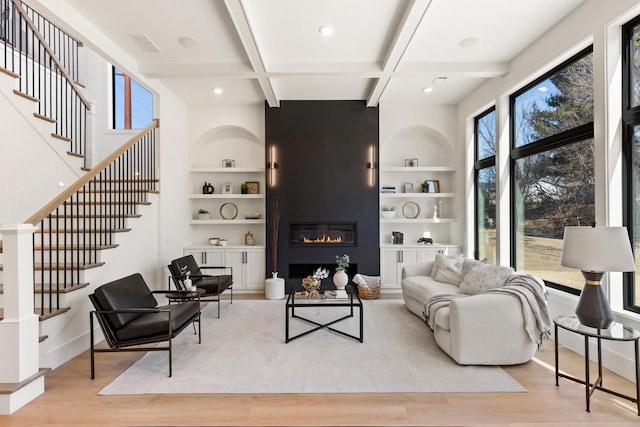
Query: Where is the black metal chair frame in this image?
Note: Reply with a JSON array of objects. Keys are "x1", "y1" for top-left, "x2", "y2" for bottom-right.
[
  {"x1": 167, "y1": 262, "x2": 233, "y2": 318},
  {"x1": 89, "y1": 289, "x2": 201, "y2": 379}
]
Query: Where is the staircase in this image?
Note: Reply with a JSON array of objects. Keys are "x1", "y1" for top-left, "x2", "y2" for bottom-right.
[{"x1": 0, "y1": 0, "x2": 160, "y2": 414}]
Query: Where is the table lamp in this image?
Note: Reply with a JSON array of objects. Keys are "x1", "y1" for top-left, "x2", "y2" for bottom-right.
[{"x1": 560, "y1": 226, "x2": 635, "y2": 329}]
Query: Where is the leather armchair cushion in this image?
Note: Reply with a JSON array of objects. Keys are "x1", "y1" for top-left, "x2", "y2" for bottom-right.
[
  {"x1": 193, "y1": 275, "x2": 233, "y2": 294},
  {"x1": 94, "y1": 273, "x2": 158, "y2": 330},
  {"x1": 115, "y1": 301, "x2": 200, "y2": 342}
]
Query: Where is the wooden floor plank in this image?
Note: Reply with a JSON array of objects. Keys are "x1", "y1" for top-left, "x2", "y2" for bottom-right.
[{"x1": 0, "y1": 314, "x2": 638, "y2": 425}]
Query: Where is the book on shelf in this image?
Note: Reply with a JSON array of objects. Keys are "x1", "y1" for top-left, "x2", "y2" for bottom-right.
[{"x1": 381, "y1": 186, "x2": 396, "y2": 193}]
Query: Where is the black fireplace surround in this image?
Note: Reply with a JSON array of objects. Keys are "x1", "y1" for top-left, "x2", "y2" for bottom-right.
[{"x1": 265, "y1": 100, "x2": 380, "y2": 292}]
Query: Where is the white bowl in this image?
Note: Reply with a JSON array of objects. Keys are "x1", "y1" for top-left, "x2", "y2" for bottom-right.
[{"x1": 381, "y1": 210, "x2": 395, "y2": 219}]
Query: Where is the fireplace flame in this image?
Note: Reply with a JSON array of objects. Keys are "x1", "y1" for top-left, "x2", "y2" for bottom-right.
[{"x1": 303, "y1": 235, "x2": 343, "y2": 244}]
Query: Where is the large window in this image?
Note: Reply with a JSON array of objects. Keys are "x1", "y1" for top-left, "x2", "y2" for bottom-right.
[
  {"x1": 622, "y1": 17, "x2": 640, "y2": 313},
  {"x1": 474, "y1": 107, "x2": 496, "y2": 264},
  {"x1": 112, "y1": 66, "x2": 153, "y2": 129},
  {"x1": 510, "y1": 47, "x2": 594, "y2": 293}
]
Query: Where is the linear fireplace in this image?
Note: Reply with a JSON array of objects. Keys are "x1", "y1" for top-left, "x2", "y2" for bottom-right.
[{"x1": 289, "y1": 222, "x2": 357, "y2": 246}]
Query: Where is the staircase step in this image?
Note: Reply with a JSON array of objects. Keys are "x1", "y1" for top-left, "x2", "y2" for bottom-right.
[
  {"x1": 0, "y1": 66, "x2": 20, "y2": 79},
  {"x1": 33, "y1": 113, "x2": 56, "y2": 123},
  {"x1": 36, "y1": 228, "x2": 131, "y2": 233},
  {"x1": 0, "y1": 262, "x2": 104, "y2": 271},
  {"x1": 0, "y1": 283, "x2": 90, "y2": 294},
  {"x1": 64, "y1": 200, "x2": 150, "y2": 205},
  {"x1": 51, "y1": 133, "x2": 72, "y2": 142},
  {"x1": 0, "y1": 368, "x2": 49, "y2": 395},
  {"x1": 48, "y1": 213, "x2": 141, "y2": 219},
  {"x1": 66, "y1": 151, "x2": 84, "y2": 159},
  {"x1": 39, "y1": 335, "x2": 49, "y2": 343},
  {"x1": 39, "y1": 307, "x2": 71, "y2": 321},
  {"x1": 12, "y1": 89, "x2": 39, "y2": 103},
  {"x1": 34, "y1": 243, "x2": 119, "y2": 250}
]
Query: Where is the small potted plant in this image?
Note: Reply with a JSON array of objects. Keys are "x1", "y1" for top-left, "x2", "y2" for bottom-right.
[
  {"x1": 381, "y1": 205, "x2": 396, "y2": 219},
  {"x1": 240, "y1": 183, "x2": 249, "y2": 194},
  {"x1": 333, "y1": 254, "x2": 350, "y2": 290},
  {"x1": 197, "y1": 209, "x2": 210, "y2": 220}
]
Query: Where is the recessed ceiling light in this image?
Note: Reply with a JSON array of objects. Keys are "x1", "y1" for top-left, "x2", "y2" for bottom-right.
[
  {"x1": 178, "y1": 36, "x2": 200, "y2": 49},
  {"x1": 212, "y1": 87, "x2": 224, "y2": 95},
  {"x1": 459, "y1": 37, "x2": 480, "y2": 48},
  {"x1": 319, "y1": 25, "x2": 335, "y2": 36},
  {"x1": 422, "y1": 86, "x2": 433, "y2": 93},
  {"x1": 538, "y1": 86, "x2": 549, "y2": 92}
]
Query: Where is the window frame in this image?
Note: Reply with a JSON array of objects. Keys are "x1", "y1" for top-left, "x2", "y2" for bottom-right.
[
  {"x1": 474, "y1": 107, "x2": 497, "y2": 262},
  {"x1": 509, "y1": 46, "x2": 594, "y2": 296},
  {"x1": 621, "y1": 15, "x2": 640, "y2": 314}
]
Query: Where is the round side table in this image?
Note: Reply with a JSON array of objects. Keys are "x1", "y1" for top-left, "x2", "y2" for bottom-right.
[{"x1": 265, "y1": 277, "x2": 285, "y2": 300}]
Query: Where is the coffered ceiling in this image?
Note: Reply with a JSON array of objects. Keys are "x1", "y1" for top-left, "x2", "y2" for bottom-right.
[{"x1": 54, "y1": 0, "x2": 584, "y2": 107}]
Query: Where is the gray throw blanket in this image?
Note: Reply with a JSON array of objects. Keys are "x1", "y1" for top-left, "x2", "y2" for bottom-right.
[{"x1": 422, "y1": 273, "x2": 551, "y2": 347}]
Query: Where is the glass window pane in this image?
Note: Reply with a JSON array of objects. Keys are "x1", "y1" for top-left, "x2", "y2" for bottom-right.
[
  {"x1": 477, "y1": 166, "x2": 496, "y2": 264},
  {"x1": 513, "y1": 138, "x2": 594, "y2": 289},
  {"x1": 513, "y1": 53, "x2": 593, "y2": 147},
  {"x1": 476, "y1": 109, "x2": 496, "y2": 160},
  {"x1": 631, "y1": 24, "x2": 640, "y2": 108},
  {"x1": 112, "y1": 67, "x2": 153, "y2": 130},
  {"x1": 632, "y1": 125, "x2": 640, "y2": 306}
]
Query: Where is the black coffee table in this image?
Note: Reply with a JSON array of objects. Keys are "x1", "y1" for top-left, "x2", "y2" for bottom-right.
[{"x1": 285, "y1": 285, "x2": 363, "y2": 343}]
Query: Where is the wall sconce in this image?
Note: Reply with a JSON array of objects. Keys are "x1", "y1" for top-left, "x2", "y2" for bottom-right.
[
  {"x1": 367, "y1": 145, "x2": 377, "y2": 187},
  {"x1": 267, "y1": 144, "x2": 279, "y2": 187}
]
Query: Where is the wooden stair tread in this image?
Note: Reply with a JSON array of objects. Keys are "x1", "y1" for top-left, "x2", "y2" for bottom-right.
[
  {"x1": 0, "y1": 283, "x2": 90, "y2": 294},
  {"x1": 13, "y1": 90, "x2": 38, "y2": 103},
  {"x1": 66, "y1": 151, "x2": 84, "y2": 159},
  {"x1": 39, "y1": 307, "x2": 71, "y2": 321},
  {"x1": 78, "y1": 189, "x2": 155, "y2": 194},
  {"x1": 0, "y1": 262, "x2": 106, "y2": 271},
  {"x1": 0, "y1": 368, "x2": 49, "y2": 394},
  {"x1": 33, "y1": 243, "x2": 119, "y2": 250},
  {"x1": 93, "y1": 179, "x2": 159, "y2": 183},
  {"x1": 63, "y1": 200, "x2": 150, "y2": 205},
  {"x1": 51, "y1": 133, "x2": 72, "y2": 142},
  {"x1": 47, "y1": 214, "x2": 141, "y2": 219},
  {"x1": 0, "y1": 66, "x2": 20, "y2": 79},
  {"x1": 34, "y1": 113, "x2": 56, "y2": 123},
  {"x1": 39, "y1": 335, "x2": 49, "y2": 343},
  {"x1": 36, "y1": 228, "x2": 131, "y2": 233}
]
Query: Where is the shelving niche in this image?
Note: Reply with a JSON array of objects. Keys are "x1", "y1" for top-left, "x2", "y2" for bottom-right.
[
  {"x1": 186, "y1": 125, "x2": 265, "y2": 291},
  {"x1": 379, "y1": 125, "x2": 461, "y2": 288}
]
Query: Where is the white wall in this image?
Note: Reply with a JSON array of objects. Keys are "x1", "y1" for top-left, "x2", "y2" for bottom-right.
[
  {"x1": 0, "y1": 78, "x2": 82, "y2": 225},
  {"x1": 456, "y1": 0, "x2": 640, "y2": 380}
]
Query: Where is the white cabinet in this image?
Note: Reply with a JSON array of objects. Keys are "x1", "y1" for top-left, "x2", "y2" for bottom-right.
[
  {"x1": 380, "y1": 245, "x2": 461, "y2": 289},
  {"x1": 227, "y1": 248, "x2": 265, "y2": 290},
  {"x1": 184, "y1": 246, "x2": 265, "y2": 292}
]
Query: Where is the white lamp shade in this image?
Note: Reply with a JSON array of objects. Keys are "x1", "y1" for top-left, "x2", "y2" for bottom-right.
[{"x1": 560, "y1": 226, "x2": 636, "y2": 272}]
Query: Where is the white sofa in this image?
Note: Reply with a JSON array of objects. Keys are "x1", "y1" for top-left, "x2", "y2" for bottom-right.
[{"x1": 401, "y1": 258, "x2": 540, "y2": 365}]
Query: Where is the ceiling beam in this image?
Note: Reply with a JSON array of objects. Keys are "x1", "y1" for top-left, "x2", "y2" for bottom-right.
[
  {"x1": 367, "y1": 0, "x2": 434, "y2": 107},
  {"x1": 224, "y1": 0, "x2": 279, "y2": 107}
]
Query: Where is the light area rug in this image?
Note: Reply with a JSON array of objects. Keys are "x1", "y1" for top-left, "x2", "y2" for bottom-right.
[{"x1": 99, "y1": 299, "x2": 526, "y2": 395}]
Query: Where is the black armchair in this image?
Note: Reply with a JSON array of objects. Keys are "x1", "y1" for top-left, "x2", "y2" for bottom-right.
[
  {"x1": 89, "y1": 273, "x2": 201, "y2": 379},
  {"x1": 168, "y1": 255, "x2": 233, "y2": 318}
]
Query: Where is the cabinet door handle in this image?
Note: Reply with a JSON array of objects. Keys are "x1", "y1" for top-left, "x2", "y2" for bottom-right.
[
  {"x1": 400, "y1": 250, "x2": 404, "y2": 263},
  {"x1": 243, "y1": 251, "x2": 247, "y2": 264},
  {"x1": 202, "y1": 252, "x2": 207, "y2": 264}
]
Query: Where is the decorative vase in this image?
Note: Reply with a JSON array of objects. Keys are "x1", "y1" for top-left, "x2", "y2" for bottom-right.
[{"x1": 333, "y1": 270, "x2": 348, "y2": 290}]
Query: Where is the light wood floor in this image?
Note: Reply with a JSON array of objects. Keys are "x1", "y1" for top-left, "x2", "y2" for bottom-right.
[{"x1": 2, "y1": 307, "x2": 639, "y2": 426}]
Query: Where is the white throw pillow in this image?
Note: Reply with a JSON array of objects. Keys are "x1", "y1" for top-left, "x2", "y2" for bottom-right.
[
  {"x1": 459, "y1": 262, "x2": 514, "y2": 295},
  {"x1": 431, "y1": 253, "x2": 463, "y2": 279},
  {"x1": 433, "y1": 255, "x2": 464, "y2": 286}
]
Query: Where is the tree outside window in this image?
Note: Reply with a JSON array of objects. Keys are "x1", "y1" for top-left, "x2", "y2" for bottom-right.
[{"x1": 510, "y1": 48, "x2": 594, "y2": 293}]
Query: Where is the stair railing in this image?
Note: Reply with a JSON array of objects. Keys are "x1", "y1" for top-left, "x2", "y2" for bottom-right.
[
  {"x1": 25, "y1": 120, "x2": 159, "y2": 316},
  {"x1": 1, "y1": 0, "x2": 90, "y2": 165}
]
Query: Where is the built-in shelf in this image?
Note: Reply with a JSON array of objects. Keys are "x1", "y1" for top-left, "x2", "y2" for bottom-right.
[
  {"x1": 380, "y1": 192, "x2": 455, "y2": 198},
  {"x1": 380, "y1": 218, "x2": 455, "y2": 224},
  {"x1": 190, "y1": 167, "x2": 264, "y2": 173},
  {"x1": 189, "y1": 219, "x2": 265, "y2": 225},
  {"x1": 380, "y1": 166, "x2": 454, "y2": 173},
  {"x1": 189, "y1": 194, "x2": 264, "y2": 199}
]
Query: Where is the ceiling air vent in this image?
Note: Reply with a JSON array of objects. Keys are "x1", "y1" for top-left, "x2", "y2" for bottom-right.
[{"x1": 128, "y1": 33, "x2": 162, "y2": 53}]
